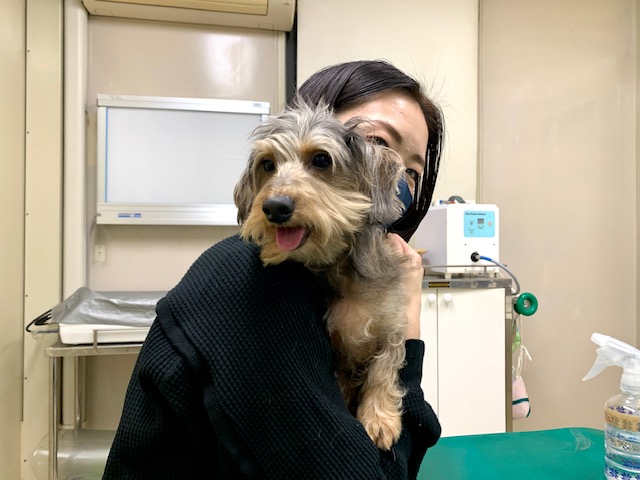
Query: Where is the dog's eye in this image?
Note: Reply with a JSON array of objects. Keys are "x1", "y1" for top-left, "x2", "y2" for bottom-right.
[
  {"x1": 261, "y1": 159, "x2": 275, "y2": 172},
  {"x1": 311, "y1": 152, "x2": 332, "y2": 170}
]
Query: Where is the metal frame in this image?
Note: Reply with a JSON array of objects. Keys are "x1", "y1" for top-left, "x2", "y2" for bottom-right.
[{"x1": 46, "y1": 342, "x2": 142, "y2": 480}]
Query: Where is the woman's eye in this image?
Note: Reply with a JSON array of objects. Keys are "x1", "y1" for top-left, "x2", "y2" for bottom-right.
[
  {"x1": 406, "y1": 168, "x2": 420, "y2": 182},
  {"x1": 311, "y1": 152, "x2": 332, "y2": 169},
  {"x1": 368, "y1": 136, "x2": 389, "y2": 147},
  {"x1": 261, "y1": 159, "x2": 275, "y2": 172}
]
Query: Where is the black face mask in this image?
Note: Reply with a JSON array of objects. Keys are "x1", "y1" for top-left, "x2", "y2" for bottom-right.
[
  {"x1": 396, "y1": 175, "x2": 413, "y2": 215},
  {"x1": 384, "y1": 176, "x2": 413, "y2": 230}
]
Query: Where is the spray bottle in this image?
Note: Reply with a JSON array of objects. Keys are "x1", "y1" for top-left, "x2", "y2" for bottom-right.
[{"x1": 583, "y1": 333, "x2": 640, "y2": 479}]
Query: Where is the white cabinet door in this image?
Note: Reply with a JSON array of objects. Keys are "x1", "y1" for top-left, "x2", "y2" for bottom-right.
[
  {"x1": 420, "y1": 288, "x2": 507, "y2": 437},
  {"x1": 421, "y1": 291, "x2": 439, "y2": 414}
]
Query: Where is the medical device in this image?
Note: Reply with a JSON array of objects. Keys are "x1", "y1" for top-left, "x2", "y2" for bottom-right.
[
  {"x1": 414, "y1": 203, "x2": 500, "y2": 274},
  {"x1": 95, "y1": 95, "x2": 269, "y2": 226}
]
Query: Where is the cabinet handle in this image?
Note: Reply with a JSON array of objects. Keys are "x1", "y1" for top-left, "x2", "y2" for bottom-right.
[
  {"x1": 443, "y1": 293, "x2": 454, "y2": 304},
  {"x1": 427, "y1": 293, "x2": 437, "y2": 304}
]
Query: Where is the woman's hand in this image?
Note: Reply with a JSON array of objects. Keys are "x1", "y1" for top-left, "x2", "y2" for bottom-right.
[{"x1": 386, "y1": 233, "x2": 424, "y2": 340}]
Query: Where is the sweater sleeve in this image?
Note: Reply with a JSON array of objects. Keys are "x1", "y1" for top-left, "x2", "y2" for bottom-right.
[{"x1": 103, "y1": 321, "x2": 220, "y2": 479}]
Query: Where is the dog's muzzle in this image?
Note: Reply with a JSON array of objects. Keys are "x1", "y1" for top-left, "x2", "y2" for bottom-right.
[{"x1": 262, "y1": 195, "x2": 294, "y2": 224}]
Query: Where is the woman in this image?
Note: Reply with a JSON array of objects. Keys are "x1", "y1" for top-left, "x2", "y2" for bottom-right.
[{"x1": 103, "y1": 60, "x2": 444, "y2": 479}]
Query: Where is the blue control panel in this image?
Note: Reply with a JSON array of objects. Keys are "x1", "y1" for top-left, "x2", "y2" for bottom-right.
[{"x1": 464, "y1": 210, "x2": 496, "y2": 238}]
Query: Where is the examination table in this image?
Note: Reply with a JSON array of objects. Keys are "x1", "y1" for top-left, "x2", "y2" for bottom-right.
[{"x1": 418, "y1": 427, "x2": 605, "y2": 479}]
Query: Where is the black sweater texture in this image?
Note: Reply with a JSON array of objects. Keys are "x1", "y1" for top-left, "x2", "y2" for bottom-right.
[{"x1": 103, "y1": 235, "x2": 441, "y2": 479}]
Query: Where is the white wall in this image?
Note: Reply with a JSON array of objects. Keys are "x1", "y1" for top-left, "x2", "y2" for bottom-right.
[
  {"x1": 1, "y1": 1, "x2": 26, "y2": 478},
  {"x1": 480, "y1": 0, "x2": 636, "y2": 430},
  {"x1": 297, "y1": 0, "x2": 480, "y2": 205},
  {"x1": 299, "y1": 0, "x2": 638, "y2": 432},
  {"x1": 21, "y1": 0, "x2": 65, "y2": 478}
]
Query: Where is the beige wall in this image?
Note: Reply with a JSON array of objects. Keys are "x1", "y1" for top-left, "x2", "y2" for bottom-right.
[
  {"x1": 3, "y1": 0, "x2": 639, "y2": 477},
  {"x1": 21, "y1": 1, "x2": 65, "y2": 478},
  {"x1": 13, "y1": 6, "x2": 286, "y2": 479},
  {"x1": 297, "y1": 0, "x2": 480, "y2": 205},
  {"x1": 637, "y1": 0, "x2": 640, "y2": 351},
  {"x1": 480, "y1": 0, "x2": 636, "y2": 430},
  {"x1": 300, "y1": 0, "x2": 638, "y2": 432},
  {"x1": 82, "y1": 17, "x2": 286, "y2": 431},
  {"x1": 86, "y1": 16, "x2": 284, "y2": 294},
  {"x1": 1, "y1": 1, "x2": 26, "y2": 478}
]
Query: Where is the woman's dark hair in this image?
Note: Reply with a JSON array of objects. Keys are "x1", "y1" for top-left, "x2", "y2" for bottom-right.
[{"x1": 294, "y1": 60, "x2": 444, "y2": 242}]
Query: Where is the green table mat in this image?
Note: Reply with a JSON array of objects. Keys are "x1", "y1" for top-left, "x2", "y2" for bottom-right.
[{"x1": 419, "y1": 427, "x2": 605, "y2": 479}]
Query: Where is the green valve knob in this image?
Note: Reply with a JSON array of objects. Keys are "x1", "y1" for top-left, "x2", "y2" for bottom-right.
[{"x1": 514, "y1": 292, "x2": 538, "y2": 316}]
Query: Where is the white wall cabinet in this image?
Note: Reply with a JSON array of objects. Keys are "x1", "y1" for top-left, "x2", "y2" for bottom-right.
[{"x1": 421, "y1": 284, "x2": 510, "y2": 437}]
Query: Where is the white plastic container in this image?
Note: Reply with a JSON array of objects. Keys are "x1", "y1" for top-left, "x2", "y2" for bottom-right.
[{"x1": 58, "y1": 323, "x2": 149, "y2": 345}]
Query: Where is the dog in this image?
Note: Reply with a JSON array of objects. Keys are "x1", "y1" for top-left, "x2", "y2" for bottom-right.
[{"x1": 233, "y1": 100, "x2": 413, "y2": 450}]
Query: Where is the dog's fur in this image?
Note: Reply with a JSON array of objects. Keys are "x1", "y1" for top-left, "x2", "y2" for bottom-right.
[{"x1": 234, "y1": 101, "x2": 411, "y2": 450}]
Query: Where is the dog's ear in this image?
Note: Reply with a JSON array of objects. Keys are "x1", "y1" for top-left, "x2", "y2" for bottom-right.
[
  {"x1": 365, "y1": 145, "x2": 405, "y2": 227},
  {"x1": 344, "y1": 131, "x2": 361, "y2": 155},
  {"x1": 233, "y1": 158, "x2": 254, "y2": 224},
  {"x1": 343, "y1": 127, "x2": 405, "y2": 227}
]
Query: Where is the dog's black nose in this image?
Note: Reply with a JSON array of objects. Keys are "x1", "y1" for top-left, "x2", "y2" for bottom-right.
[{"x1": 262, "y1": 196, "x2": 294, "y2": 223}]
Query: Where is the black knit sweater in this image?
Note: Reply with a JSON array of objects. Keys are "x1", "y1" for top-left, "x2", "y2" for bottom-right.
[{"x1": 103, "y1": 235, "x2": 441, "y2": 479}]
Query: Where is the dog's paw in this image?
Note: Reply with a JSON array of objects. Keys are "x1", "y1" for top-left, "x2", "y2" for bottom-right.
[{"x1": 359, "y1": 409, "x2": 402, "y2": 450}]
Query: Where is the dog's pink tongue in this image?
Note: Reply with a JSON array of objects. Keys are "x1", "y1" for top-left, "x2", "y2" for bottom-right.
[{"x1": 276, "y1": 227, "x2": 305, "y2": 251}]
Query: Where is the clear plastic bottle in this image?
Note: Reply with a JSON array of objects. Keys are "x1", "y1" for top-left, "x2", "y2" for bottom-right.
[
  {"x1": 603, "y1": 358, "x2": 640, "y2": 480},
  {"x1": 31, "y1": 429, "x2": 115, "y2": 480}
]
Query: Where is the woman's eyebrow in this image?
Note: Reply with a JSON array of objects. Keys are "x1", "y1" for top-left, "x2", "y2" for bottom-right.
[{"x1": 372, "y1": 120, "x2": 402, "y2": 144}]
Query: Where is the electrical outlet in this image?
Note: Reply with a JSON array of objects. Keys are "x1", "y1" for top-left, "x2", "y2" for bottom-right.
[{"x1": 94, "y1": 245, "x2": 106, "y2": 263}]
